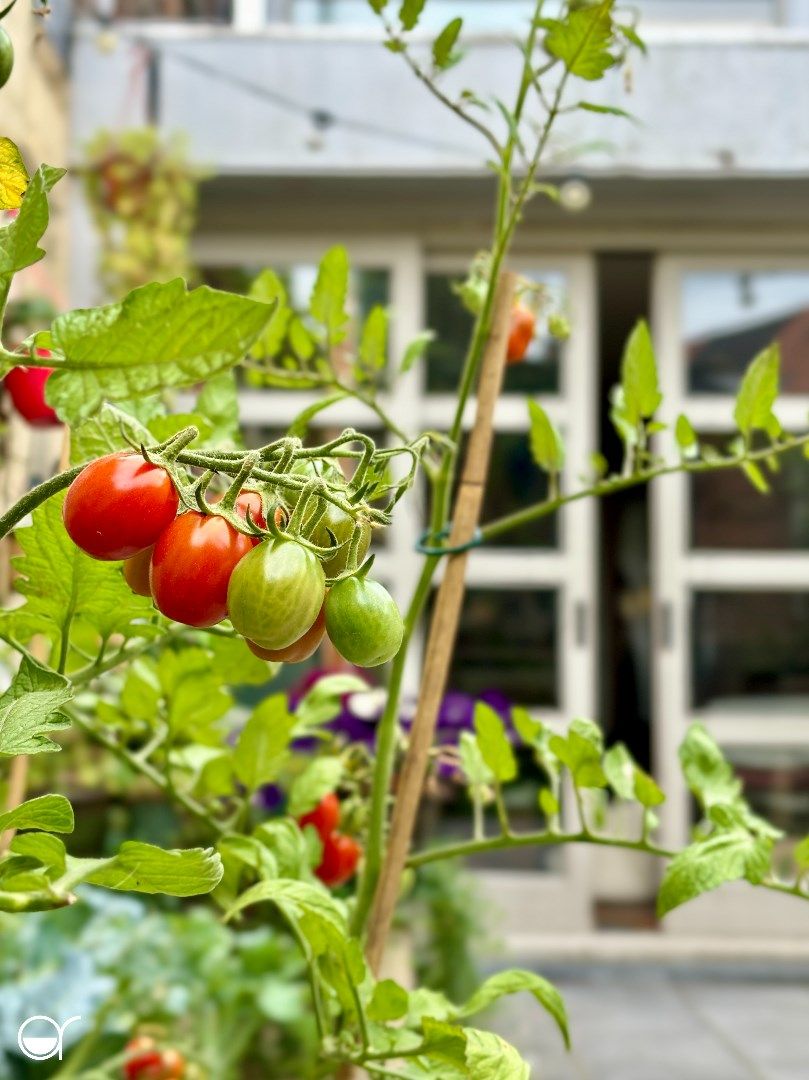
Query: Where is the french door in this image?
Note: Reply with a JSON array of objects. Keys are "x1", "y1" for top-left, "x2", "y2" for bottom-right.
[
  {"x1": 195, "y1": 233, "x2": 602, "y2": 932},
  {"x1": 652, "y1": 255, "x2": 809, "y2": 934}
]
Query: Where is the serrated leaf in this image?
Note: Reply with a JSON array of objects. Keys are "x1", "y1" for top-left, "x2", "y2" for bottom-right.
[
  {"x1": 358, "y1": 305, "x2": 388, "y2": 372},
  {"x1": 401, "y1": 329, "x2": 435, "y2": 373},
  {"x1": 433, "y1": 17, "x2": 463, "y2": 68},
  {"x1": 0, "y1": 163, "x2": 64, "y2": 291},
  {"x1": 459, "y1": 968, "x2": 569, "y2": 1048},
  {"x1": 0, "y1": 794, "x2": 74, "y2": 834},
  {"x1": 70, "y1": 402, "x2": 152, "y2": 465},
  {"x1": 657, "y1": 830, "x2": 773, "y2": 916},
  {"x1": 679, "y1": 724, "x2": 742, "y2": 812},
  {"x1": 549, "y1": 719, "x2": 606, "y2": 789},
  {"x1": 0, "y1": 657, "x2": 72, "y2": 757},
  {"x1": 541, "y1": 1, "x2": 617, "y2": 81},
  {"x1": 399, "y1": 0, "x2": 427, "y2": 30},
  {"x1": 287, "y1": 756, "x2": 344, "y2": 817},
  {"x1": 225, "y1": 877, "x2": 347, "y2": 956},
  {"x1": 473, "y1": 702, "x2": 516, "y2": 783},
  {"x1": 527, "y1": 399, "x2": 565, "y2": 474},
  {"x1": 233, "y1": 694, "x2": 296, "y2": 792},
  {"x1": 462, "y1": 1027, "x2": 530, "y2": 1079},
  {"x1": 81, "y1": 842, "x2": 224, "y2": 896},
  {"x1": 620, "y1": 318, "x2": 661, "y2": 425},
  {"x1": 310, "y1": 245, "x2": 349, "y2": 346},
  {"x1": 734, "y1": 344, "x2": 780, "y2": 439},
  {"x1": 47, "y1": 280, "x2": 275, "y2": 423},
  {"x1": 0, "y1": 137, "x2": 29, "y2": 209}
]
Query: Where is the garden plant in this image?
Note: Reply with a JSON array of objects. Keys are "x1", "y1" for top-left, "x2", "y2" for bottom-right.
[{"x1": 2, "y1": 1, "x2": 809, "y2": 1076}]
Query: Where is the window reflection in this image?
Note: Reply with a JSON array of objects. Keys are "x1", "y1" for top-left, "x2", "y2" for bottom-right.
[
  {"x1": 425, "y1": 271, "x2": 565, "y2": 395},
  {"x1": 439, "y1": 588, "x2": 558, "y2": 706},
  {"x1": 683, "y1": 270, "x2": 809, "y2": 394},
  {"x1": 691, "y1": 435, "x2": 809, "y2": 550},
  {"x1": 692, "y1": 591, "x2": 809, "y2": 711}
]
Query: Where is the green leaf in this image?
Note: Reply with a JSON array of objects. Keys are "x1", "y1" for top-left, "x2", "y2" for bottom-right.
[
  {"x1": 233, "y1": 694, "x2": 296, "y2": 792},
  {"x1": 0, "y1": 164, "x2": 64, "y2": 290},
  {"x1": 0, "y1": 137, "x2": 29, "y2": 209},
  {"x1": 294, "y1": 673, "x2": 368, "y2": 729},
  {"x1": 510, "y1": 705, "x2": 543, "y2": 746},
  {"x1": 539, "y1": 788, "x2": 559, "y2": 818},
  {"x1": 620, "y1": 319, "x2": 661, "y2": 425},
  {"x1": 249, "y1": 268, "x2": 292, "y2": 360},
  {"x1": 196, "y1": 371, "x2": 242, "y2": 447},
  {"x1": 462, "y1": 1027, "x2": 530, "y2": 1080},
  {"x1": 70, "y1": 402, "x2": 152, "y2": 465},
  {"x1": 733, "y1": 343, "x2": 780, "y2": 439},
  {"x1": 206, "y1": 634, "x2": 277, "y2": 687},
  {"x1": 288, "y1": 756, "x2": 344, "y2": 817},
  {"x1": 741, "y1": 460, "x2": 770, "y2": 494},
  {"x1": 358, "y1": 305, "x2": 388, "y2": 373},
  {"x1": 657, "y1": 830, "x2": 773, "y2": 917},
  {"x1": 459, "y1": 968, "x2": 570, "y2": 1048},
  {"x1": 81, "y1": 842, "x2": 224, "y2": 896},
  {"x1": 679, "y1": 724, "x2": 742, "y2": 813},
  {"x1": 399, "y1": 0, "x2": 427, "y2": 31},
  {"x1": 254, "y1": 818, "x2": 318, "y2": 878},
  {"x1": 433, "y1": 17, "x2": 463, "y2": 68},
  {"x1": 288, "y1": 391, "x2": 349, "y2": 439},
  {"x1": 473, "y1": 702, "x2": 516, "y2": 783},
  {"x1": 367, "y1": 0, "x2": 388, "y2": 11},
  {"x1": 47, "y1": 280, "x2": 275, "y2": 423},
  {"x1": 634, "y1": 768, "x2": 664, "y2": 809},
  {"x1": 458, "y1": 730, "x2": 494, "y2": 791},
  {"x1": 0, "y1": 794, "x2": 74, "y2": 835},
  {"x1": 603, "y1": 742, "x2": 635, "y2": 800},
  {"x1": 793, "y1": 835, "x2": 809, "y2": 872},
  {"x1": 401, "y1": 330, "x2": 435, "y2": 373},
  {"x1": 549, "y1": 718, "x2": 607, "y2": 789},
  {"x1": 540, "y1": 1, "x2": 617, "y2": 81},
  {"x1": 0, "y1": 657, "x2": 72, "y2": 757},
  {"x1": 527, "y1": 399, "x2": 565, "y2": 474},
  {"x1": 225, "y1": 877, "x2": 347, "y2": 956},
  {"x1": 310, "y1": 245, "x2": 349, "y2": 345},
  {"x1": 578, "y1": 100, "x2": 634, "y2": 120},
  {"x1": 675, "y1": 413, "x2": 698, "y2": 457},
  {"x1": 367, "y1": 979, "x2": 410, "y2": 1022}
]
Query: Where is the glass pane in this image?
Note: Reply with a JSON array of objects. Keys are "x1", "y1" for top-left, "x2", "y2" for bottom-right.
[
  {"x1": 437, "y1": 588, "x2": 558, "y2": 706},
  {"x1": 443, "y1": 432, "x2": 556, "y2": 549},
  {"x1": 692, "y1": 591, "x2": 809, "y2": 711},
  {"x1": 683, "y1": 270, "x2": 809, "y2": 394},
  {"x1": 691, "y1": 435, "x2": 809, "y2": 550},
  {"x1": 425, "y1": 271, "x2": 564, "y2": 395},
  {"x1": 202, "y1": 263, "x2": 390, "y2": 379}
]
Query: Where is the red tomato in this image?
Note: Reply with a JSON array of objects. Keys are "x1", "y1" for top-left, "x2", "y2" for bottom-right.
[
  {"x1": 506, "y1": 303, "x2": 536, "y2": 364},
  {"x1": 158, "y1": 1049, "x2": 186, "y2": 1079},
  {"x1": 123, "y1": 1037, "x2": 162, "y2": 1080},
  {"x1": 297, "y1": 791, "x2": 340, "y2": 842},
  {"x1": 63, "y1": 452, "x2": 179, "y2": 561},
  {"x1": 316, "y1": 832, "x2": 361, "y2": 888},
  {"x1": 246, "y1": 604, "x2": 326, "y2": 664},
  {"x1": 123, "y1": 545, "x2": 154, "y2": 597},
  {"x1": 150, "y1": 511, "x2": 255, "y2": 627},
  {"x1": 212, "y1": 489, "x2": 268, "y2": 530},
  {"x1": 4, "y1": 350, "x2": 60, "y2": 426}
]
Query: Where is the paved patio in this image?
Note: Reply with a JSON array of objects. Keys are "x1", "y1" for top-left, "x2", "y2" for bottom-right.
[{"x1": 492, "y1": 961, "x2": 809, "y2": 1080}]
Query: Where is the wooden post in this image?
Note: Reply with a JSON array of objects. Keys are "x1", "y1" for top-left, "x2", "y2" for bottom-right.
[{"x1": 365, "y1": 271, "x2": 516, "y2": 973}]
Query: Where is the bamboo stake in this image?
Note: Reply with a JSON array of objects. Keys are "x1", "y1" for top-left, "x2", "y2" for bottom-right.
[{"x1": 365, "y1": 270, "x2": 516, "y2": 973}]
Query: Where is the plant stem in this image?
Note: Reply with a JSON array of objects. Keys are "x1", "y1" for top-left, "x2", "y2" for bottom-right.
[{"x1": 0, "y1": 464, "x2": 83, "y2": 541}]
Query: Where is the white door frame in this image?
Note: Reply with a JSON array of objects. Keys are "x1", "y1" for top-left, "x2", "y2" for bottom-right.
[{"x1": 651, "y1": 254, "x2": 809, "y2": 933}]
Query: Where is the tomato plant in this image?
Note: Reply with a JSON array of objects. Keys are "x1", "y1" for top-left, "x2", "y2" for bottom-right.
[{"x1": 2, "y1": 4, "x2": 809, "y2": 1078}]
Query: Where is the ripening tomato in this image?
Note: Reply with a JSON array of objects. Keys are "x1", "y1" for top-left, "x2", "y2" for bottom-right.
[
  {"x1": 316, "y1": 832, "x2": 361, "y2": 888},
  {"x1": 123, "y1": 1037, "x2": 162, "y2": 1080},
  {"x1": 63, "y1": 452, "x2": 179, "y2": 560},
  {"x1": 310, "y1": 505, "x2": 372, "y2": 577},
  {"x1": 123, "y1": 545, "x2": 154, "y2": 597},
  {"x1": 297, "y1": 791, "x2": 340, "y2": 841},
  {"x1": 211, "y1": 489, "x2": 268, "y2": 530},
  {"x1": 157, "y1": 1049, "x2": 186, "y2": 1079},
  {"x1": 246, "y1": 603, "x2": 326, "y2": 663},
  {"x1": 228, "y1": 539, "x2": 325, "y2": 650},
  {"x1": 150, "y1": 512, "x2": 256, "y2": 627},
  {"x1": 4, "y1": 350, "x2": 60, "y2": 426},
  {"x1": 325, "y1": 576, "x2": 403, "y2": 667},
  {"x1": 506, "y1": 303, "x2": 536, "y2": 364}
]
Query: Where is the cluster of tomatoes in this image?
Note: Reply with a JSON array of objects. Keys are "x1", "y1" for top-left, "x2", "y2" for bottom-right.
[
  {"x1": 124, "y1": 1037, "x2": 186, "y2": 1080},
  {"x1": 298, "y1": 792, "x2": 361, "y2": 888},
  {"x1": 62, "y1": 450, "x2": 404, "y2": 668}
]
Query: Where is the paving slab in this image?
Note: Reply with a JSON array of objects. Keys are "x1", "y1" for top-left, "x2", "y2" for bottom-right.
[{"x1": 490, "y1": 962, "x2": 809, "y2": 1080}]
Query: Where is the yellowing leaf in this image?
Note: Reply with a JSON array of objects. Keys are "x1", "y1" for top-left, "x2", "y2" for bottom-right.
[{"x1": 0, "y1": 138, "x2": 28, "y2": 210}]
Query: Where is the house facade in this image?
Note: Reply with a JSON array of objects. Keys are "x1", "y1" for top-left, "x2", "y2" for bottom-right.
[{"x1": 62, "y1": 0, "x2": 809, "y2": 940}]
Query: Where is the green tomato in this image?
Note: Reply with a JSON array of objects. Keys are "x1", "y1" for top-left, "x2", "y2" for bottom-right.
[
  {"x1": 0, "y1": 27, "x2": 13, "y2": 89},
  {"x1": 228, "y1": 539, "x2": 325, "y2": 650},
  {"x1": 310, "y1": 504, "x2": 372, "y2": 577},
  {"x1": 325, "y1": 576, "x2": 404, "y2": 668}
]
